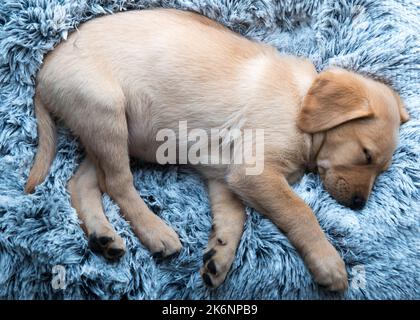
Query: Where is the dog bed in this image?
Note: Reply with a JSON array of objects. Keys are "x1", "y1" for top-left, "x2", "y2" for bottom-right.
[{"x1": 0, "y1": 0, "x2": 418, "y2": 299}]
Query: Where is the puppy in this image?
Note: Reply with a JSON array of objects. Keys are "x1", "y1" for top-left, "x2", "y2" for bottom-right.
[{"x1": 25, "y1": 9, "x2": 409, "y2": 291}]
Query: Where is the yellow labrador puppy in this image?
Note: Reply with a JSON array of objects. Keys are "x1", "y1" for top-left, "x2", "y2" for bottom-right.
[{"x1": 25, "y1": 9, "x2": 409, "y2": 291}]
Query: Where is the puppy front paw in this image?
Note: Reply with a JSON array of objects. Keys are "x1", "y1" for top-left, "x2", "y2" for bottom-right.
[
  {"x1": 136, "y1": 214, "x2": 182, "y2": 258},
  {"x1": 306, "y1": 242, "x2": 348, "y2": 292}
]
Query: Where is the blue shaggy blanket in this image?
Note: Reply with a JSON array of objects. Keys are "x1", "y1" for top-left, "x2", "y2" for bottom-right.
[{"x1": 0, "y1": 0, "x2": 419, "y2": 299}]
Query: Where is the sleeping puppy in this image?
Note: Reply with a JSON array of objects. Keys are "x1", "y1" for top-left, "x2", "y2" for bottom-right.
[{"x1": 25, "y1": 9, "x2": 409, "y2": 291}]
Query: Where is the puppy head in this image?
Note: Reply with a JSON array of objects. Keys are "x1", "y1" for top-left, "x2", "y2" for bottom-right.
[{"x1": 298, "y1": 68, "x2": 409, "y2": 210}]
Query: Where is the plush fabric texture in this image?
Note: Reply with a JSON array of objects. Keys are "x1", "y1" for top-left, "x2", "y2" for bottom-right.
[{"x1": 0, "y1": 0, "x2": 419, "y2": 300}]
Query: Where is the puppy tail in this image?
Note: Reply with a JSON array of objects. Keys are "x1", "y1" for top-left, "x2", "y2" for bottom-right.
[{"x1": 25, "y1": 94, "x2": 57, "y2": 194}]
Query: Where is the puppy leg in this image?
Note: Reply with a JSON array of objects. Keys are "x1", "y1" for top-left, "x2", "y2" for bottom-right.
[
  {"x1": 79, "y1": 100, "x2": 182, "y2": 257},
  {"x1": 201, "y1": 179, "x2": 246, "y2": 288},
  {"x1": 227, "y1": 165, "x2": 348, "y2": 291},
  {"x1": 68, "y1": 157, "x2": 126, "y2": 260}
]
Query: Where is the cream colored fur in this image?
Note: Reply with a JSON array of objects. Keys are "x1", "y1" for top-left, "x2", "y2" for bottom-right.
[{"x1": 26, "y1": 9, "x2": 408, "y2": 291}]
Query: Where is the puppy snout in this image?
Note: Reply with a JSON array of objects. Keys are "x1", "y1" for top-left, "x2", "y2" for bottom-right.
[{"x1": 349, "y1": 195, "x2": 366, "y2": 210}]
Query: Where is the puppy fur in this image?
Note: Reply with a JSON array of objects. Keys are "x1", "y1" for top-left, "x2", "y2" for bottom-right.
[{"x1": 25, "y1": 9, "x2": 408, "y2": 291}]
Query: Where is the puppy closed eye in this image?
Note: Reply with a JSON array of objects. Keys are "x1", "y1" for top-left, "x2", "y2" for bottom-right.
[{"x1": 363, "y1": 148, "x2": 372, "y2": 164}]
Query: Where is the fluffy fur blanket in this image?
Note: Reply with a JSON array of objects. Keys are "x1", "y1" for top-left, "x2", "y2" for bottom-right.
[{"x1": 0, "y1": 0, "x2": 418, "y2": 299}]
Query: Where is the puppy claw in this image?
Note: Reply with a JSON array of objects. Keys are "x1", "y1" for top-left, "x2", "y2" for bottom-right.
[
  {"x1": 202, "y1": 273, "x2": 213, "y2": 287},
  {"x1": 153, "y1": 251, "x2": 164, "y2": 259},
  {"x1": 152, "y1": 250, "x2": 180, "y2": 260},
  {"x1": 207, "y1": 260, "x2": 217, "y2": 275},
  {"x1": 106, "y1": 247, "x2": 125, "y2": 260},
  {"x1": 203, "y1": 249, "x2": 216, "y2": 263},
  {"x1": 98, "y1": 236, "x2": 112, "y2": 246},
  {"x1": 88, "y1": 235, "x2": 103, "y2": 253}
]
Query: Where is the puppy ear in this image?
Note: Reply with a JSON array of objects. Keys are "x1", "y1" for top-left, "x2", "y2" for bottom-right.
[
  {"x1": 297, "y1": 72, "x2": 373, "y2": 133},
  {"x1": 392, "y1": 90, "x2": 410, "y2": 123},
  {"x1": 399, "y1": 104, "x2": 410, "y2": 123}
]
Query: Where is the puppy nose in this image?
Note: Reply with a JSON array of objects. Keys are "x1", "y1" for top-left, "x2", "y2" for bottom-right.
[{"x1": 350, "y1": 195, "x2": 366, "y2": 210}]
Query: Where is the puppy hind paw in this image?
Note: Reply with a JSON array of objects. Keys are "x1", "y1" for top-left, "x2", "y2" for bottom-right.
[
  {"x1": 88, "y1": 232, "x2": 126, "y2": 262},
  {"x1": 200, "y1": 241, "x2": 236, "y2": 288}
]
